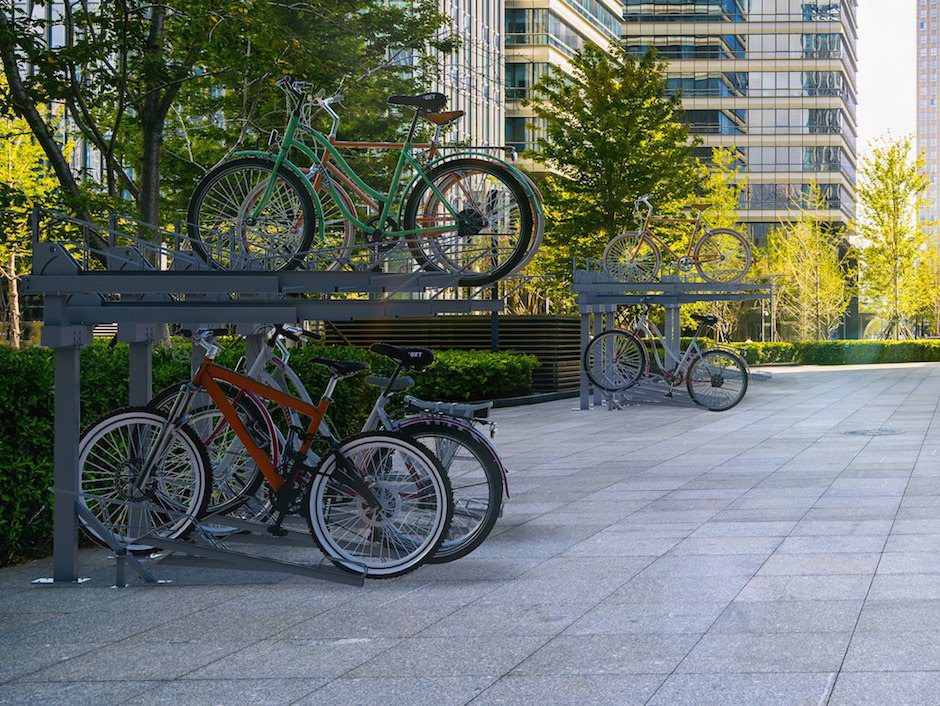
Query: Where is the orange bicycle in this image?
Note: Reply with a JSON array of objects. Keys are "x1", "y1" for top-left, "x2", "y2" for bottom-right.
[
  {"x1": 603, "y1": 195, "x2": 752, "y2": 283},
  {"x1": 77, "y1": 329, "x2": 453, "y2": 578}
]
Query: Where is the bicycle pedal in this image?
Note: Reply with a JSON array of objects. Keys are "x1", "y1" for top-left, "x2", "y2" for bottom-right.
[{"x1": 266, "y1": 525, "x2": 289, "y2": 538}]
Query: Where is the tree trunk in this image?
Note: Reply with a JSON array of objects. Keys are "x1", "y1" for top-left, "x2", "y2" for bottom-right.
[
  {"x1": 139, "y1": 123, "x2": 163, "y2": 230},
  {"x1": 7, "y1": 252, "x2": 19, "y2": 349}
]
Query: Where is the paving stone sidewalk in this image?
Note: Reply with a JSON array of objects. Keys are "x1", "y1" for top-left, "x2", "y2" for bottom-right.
[{"x1": 3, "y1": 363, "x2": 940, "y2": 705}]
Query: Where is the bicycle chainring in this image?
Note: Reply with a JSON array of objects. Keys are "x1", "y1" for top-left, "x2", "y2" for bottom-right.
[{"x1": 677, "y1": 256, "x2": 695, "y2": 272}]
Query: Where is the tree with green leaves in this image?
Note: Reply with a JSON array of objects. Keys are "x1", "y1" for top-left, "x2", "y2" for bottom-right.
[
  {"x1": 769, "y1": 184, "x2": 856, "y2": 340},
  {"x1": 0, "y1": 1, "x2": 451, "y2": 228},
  {"x1": 900, "y1": 242, "x2": 940, "y2": 336},
  {"x1": 0, "y1": 77, "x2": 68, "y2": 347},
  {"x1": 856, "y1": 135, "x2": 931, "y2": 339},
  {"x1": 687, "y1": 146, "x2": 750, "y2": 341},
  {"x1": 525, "y1": 44, "x2": 703, "y2": 300}
]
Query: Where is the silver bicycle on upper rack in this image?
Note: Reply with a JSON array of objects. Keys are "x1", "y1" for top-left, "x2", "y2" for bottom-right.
[
  {"x1": 583, "y1": 297, "x2": 749, "y2": 411},
  {"x1": 149, "y1": 325, "x2": 507, "y2": 563}
]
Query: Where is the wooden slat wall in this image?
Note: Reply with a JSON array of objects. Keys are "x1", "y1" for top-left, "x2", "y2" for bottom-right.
[{"x1": 324, "y1": 315, "x2": 581, "y2": 393}]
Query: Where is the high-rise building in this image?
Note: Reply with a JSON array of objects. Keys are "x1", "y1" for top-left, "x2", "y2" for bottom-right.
[
  {"x1": 429, "y1": 0, "x2": 505, "y2": 147},
  {"x1": 504, "y1": 0, "x2": 625, "y2": 165},
  {"x1": 623, "y1": 0, "x2": 859, "y2": 244},
  {"x1": 919, "y1": 0, "x2": 940, "y2": 226}
]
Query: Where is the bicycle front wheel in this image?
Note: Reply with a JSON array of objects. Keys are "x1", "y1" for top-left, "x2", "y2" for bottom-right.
[
  {"x1": 306, "y1": 432, "x2": 453, "y2": 578},
  {"x1": 396, "y1": 421, "x2": 503, "y2": 563},
  {"x1": 403, "y1": 158, "x2": 534, "y2": 286},
  {"x1": 78, "y1": 407, "x2": 212, "y2": 552},
  {"x1": 603, "y1": 232, "x2": 661, "y2": 283},
  {"x1": 188, "y1": 157, "x2": 317, "y2": 270},
  {"x1": 583, "y1": 330, "x2": 647, "y2": 392},
  {"x1": 686, "y1": 349, "x2": 749, "y2": 411},
  {"x1": 694, "y1": 228, "x2": 752, "y2": 283}
]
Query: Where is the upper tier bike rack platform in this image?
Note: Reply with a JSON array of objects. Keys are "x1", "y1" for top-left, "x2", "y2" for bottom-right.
[
  {"x1": 572, "y1": 257, "x2": 774, "y2": 411},
  {"x1": 25, "y1": 209, "x2": 516, "y2": 325},
  {"x1": 25, "y1": 207, "x2": 518, "y2": 587}
]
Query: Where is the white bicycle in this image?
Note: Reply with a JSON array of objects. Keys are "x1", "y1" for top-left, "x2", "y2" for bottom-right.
[{"x1": 583, "y1": 298, "x2": 749, "y2": 411}]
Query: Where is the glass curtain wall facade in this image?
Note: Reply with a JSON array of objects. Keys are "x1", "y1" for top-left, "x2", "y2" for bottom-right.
[
  {"x1": 18, "y1": 0, "x2": 104, "y2": 181},
  {"x1": 504, "y1": 0, "x2": 625, "y2": 167},
  {"x1": 623, "y1": 0, "x2": 859, "y2": 244},
  {"x1": 429, "y1": 0, "x2": 505, "y2": 146},
  {"x1": 919, "y1": 0, "x2": 940, "y2": 227}
]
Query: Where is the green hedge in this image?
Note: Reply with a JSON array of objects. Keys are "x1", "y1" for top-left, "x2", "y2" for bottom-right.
[
  {"x1": 729, "y1": 340, "x2": 940, "y2": 366},
  {"x1": 0, "y1": 340, "x2": 537, "y2": 566}
]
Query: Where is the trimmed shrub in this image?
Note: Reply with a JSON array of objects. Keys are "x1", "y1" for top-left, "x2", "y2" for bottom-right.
[
  {"x1": 729, "y1": 340, "x2": 940, "y2": 366},
  {"x1": 0, "y1": 339, "x2": 537, "y2": 566}
]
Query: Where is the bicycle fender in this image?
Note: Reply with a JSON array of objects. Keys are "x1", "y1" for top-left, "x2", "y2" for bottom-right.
[
  {"x1": 395, "y1": 416, "x2": 510, "y2": 499},
  {"x1": 233, "y1": 150, "x2": 326, "y2": 241}
]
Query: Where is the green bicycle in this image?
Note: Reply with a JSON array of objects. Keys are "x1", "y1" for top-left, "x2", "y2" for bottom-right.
[{"x1": 187, "y1": 78, "x2": 542, "y2": 285}]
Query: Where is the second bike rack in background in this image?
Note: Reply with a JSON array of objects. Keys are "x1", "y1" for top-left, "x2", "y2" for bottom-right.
[{"x1": 572, "y1": 258, "x2": 774, "y2": 412}]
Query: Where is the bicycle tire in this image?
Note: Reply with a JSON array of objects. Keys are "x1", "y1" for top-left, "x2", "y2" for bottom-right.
[
  {"x1": 693, "y1": 228, "x2": 752, "y2": 283},
  {"x1": 78, "y1": 407, "x2": 212, "y2": 553},
  {"x1": 149, "y1": 384, "x2": 268, "y2": 516},
  {"x1": 686, "y1": 348, "x2": 749, "y2": 411},
  {"x1": 402, "y1": 158, "x2": 534, "y2": 286},
  {"x1": 395, "y1": 420, "x2": 503, "y2": 563},
  {"x1": 188, "y1": 156, "x2": 317, "y2": 271},
  {"x1": 603, "y1": 232, "x2": 661, "y2": 283},
  {"x1": 583, "y1": 330, "x2": 648, "y2": 392},
  {"x1": 305, "y1": 431, "x2": 453, "y2": 579}
]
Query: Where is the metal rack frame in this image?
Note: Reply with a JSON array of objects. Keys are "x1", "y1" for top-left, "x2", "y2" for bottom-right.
[
  {"x1": 25, "y1": 208, "x2": 512, "y2": 586},
  {"x1": 573, "y1": 257, "x2": 773, "y2": 411}
]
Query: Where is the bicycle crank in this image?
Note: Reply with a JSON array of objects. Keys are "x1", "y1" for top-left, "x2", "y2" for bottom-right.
[{"x1": 677, "y1": 256, "x2": 695, "y2": 272}]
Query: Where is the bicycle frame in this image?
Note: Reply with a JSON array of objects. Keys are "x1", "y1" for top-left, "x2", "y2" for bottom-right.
[
  {"x1": 638, "y1": 211, "x2": 707, "y2": 262},
  {"x1": 634, "y1": 310, "x2": 706, "y2": 378},
  {"x1": 245, "y1": 112, "x2": 460, "y2": 238},
  {"x1": 191, "y1": 355, "x2": 332, "y2": 494},
  {"x1": 226, "y1": 331, "x2": 511, "y2": 499}
]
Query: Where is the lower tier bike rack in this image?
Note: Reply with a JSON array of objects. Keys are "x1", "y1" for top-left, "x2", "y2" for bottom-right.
[
  {"x1": 25, "y1": 209, "x2": 507, "y2": 586},
  {"x1": 66, "y1": 491, "x2": 366, "y2": 588}
]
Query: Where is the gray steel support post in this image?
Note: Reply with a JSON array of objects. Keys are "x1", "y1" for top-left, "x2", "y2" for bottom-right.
[
  {"x1": 244, "y1": 331, "x2": 266, "y2": 369},
  {"x1": 191, "y1": 332, "x2": 206, "y2": 376},
  {"x1": 604, "y1": 309, "x2": 615, "y2": 411},
  {"x1": 53, "y1": 344, "x2": 81, "y2": 582},
  {"x1": 593, "y1": 313, "x2": 602, "y2": 407},
  {"x1": 128, "y1": 340, "x2": 153, "y2": 406},
  {"x1": 664, "y1": 304, "x2": 681, "y2": 358},
  {"x1": 579, "y1": 311, "x2": 590, "y2": 410}
]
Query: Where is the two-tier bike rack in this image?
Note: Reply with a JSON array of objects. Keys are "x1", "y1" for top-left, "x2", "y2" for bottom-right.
[
  {"x1": 24, "y1": 207, "x2": 521, "y2": 587},
  {"x1": 572, "y1": 257, "x2": 774, "y2": 411}
]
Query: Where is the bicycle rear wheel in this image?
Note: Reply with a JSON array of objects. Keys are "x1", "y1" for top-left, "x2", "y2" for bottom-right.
[
  {"x1": 583, "y1": 330, "x2": 647, "y2": 392},
  {"x1": 396, "y1": 421, "x2": 503, "y2": 563},
  {"x1": 78, "y1": 407, "x2": 212, "y2": 552},
  {"x1": 686, "y1": 349, "x2": 749, "y2": 411},
  {"x1": 306, "y1": 432, "x2": 453, "y2": 578},
  {"x1": 403, "y1": 158, "x2": 534, "y2": 286},
  {"x1": 694, "y1": 228, "x2": 752, "y2": 283}
]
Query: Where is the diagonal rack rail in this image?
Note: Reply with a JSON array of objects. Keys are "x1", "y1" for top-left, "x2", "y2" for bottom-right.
[
  {"x1": 24, "y1": 207, "x2": 513, "y2": 586},
  {"x1": 572, "y1": 256, "x2": 774, "y2": 411}
]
